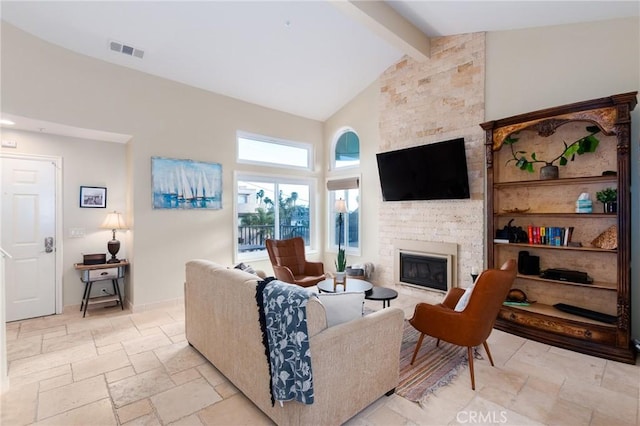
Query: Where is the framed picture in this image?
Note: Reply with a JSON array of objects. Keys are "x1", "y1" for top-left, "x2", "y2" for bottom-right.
[
  {"x1": 151, "y1": 156, "x2": 222, "y2": 210},
  {"x1": 79, "y1": 186, "x2": 107, "y2": 208}
]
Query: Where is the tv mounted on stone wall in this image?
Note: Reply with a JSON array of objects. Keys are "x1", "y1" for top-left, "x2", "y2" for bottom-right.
[{"x1": 376, "y1": 137, "x2": 471, "y2": 201}]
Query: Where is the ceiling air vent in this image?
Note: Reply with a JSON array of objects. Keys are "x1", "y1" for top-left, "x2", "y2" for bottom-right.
[{"x1": 109, "y1": 40, "x2": 144, "y2": 59}]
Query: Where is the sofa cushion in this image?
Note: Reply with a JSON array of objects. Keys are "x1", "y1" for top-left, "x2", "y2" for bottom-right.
[{"x1": 317, "y1": 292, "x2": 364, "y2": 327}]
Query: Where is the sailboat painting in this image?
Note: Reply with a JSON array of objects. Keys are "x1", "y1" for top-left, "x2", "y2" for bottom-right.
[{"x1": 152, "y1": 157, "x2": 222, "y2": 210}]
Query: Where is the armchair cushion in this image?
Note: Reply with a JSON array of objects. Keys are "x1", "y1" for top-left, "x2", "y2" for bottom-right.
[
  {"x1": 317, "y1": 292, "x2": 364, "y2": 327},
  {"x1": 454, "y1": 285, "x2": 475, "y2": 312},
  {"x1": 294, "y1": 274, "x2": 326, "y2": 287}
]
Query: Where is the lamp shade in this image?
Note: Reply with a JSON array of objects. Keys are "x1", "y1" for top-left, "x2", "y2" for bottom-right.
[
  {"x1": 335, "y1": 198, "x2": 347, "y2": 214},
  {"x1": 101, "y1": 211, "x2": 128, "y2": 230}
]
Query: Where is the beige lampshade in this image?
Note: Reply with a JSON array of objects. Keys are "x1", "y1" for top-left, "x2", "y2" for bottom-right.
[
  {"x1": 101, "y1": 211, "x2": 128, "y2": 230},
  {"x1": 335, "y1": 198, "x2": 347, "y2": 213}
]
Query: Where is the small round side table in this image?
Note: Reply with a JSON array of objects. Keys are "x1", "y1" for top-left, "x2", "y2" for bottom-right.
[{"x1": 365, "y1": 287, "x2": 398, "y2": 308}]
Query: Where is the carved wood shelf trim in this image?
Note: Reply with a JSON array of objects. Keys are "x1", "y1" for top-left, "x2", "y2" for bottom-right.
[{"x1": 491, "y1": 107, "x2": 617, "y2": 150}]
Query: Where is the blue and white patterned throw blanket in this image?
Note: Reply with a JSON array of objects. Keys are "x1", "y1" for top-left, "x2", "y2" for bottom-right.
[{"x1": 256, "y1": 278, "x2": 315, "y2": 406}]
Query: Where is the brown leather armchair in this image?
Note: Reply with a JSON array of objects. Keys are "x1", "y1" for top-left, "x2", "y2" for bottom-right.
[
  {"x1": 265, "y1": 237, "x2": 325, "y2": 287},
  {"x1": 408, "y1": 259, "x2": 517, "y2": 390}
]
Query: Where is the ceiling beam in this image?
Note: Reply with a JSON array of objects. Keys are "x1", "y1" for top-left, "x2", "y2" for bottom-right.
[{"x1": 331, "y1": 0, "x2": 430, "y2": 61}]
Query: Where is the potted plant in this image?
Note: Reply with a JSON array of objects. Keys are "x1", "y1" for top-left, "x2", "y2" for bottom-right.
[
  {"x1": 334, "y1": 199, "x2": 348, "y2": 288},
  {"x1": 335, "y1": 248, "x2": 347, "y2": 287},
  {"x1": 505, "y1": 126, "x2": 601, "y2": 179},
  {"x1": 596, "y1": 187, "x2": 617, "y2": 213}
]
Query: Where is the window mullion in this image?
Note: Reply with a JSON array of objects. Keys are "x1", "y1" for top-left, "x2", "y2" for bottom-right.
[{"x1": 274, "y1": 183, "x2": 280, "y2": 239}]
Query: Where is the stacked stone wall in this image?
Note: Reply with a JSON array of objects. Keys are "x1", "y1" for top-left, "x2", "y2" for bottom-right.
[{"x1": 376, "y1": 32, "x2": 486, "y2": 289}]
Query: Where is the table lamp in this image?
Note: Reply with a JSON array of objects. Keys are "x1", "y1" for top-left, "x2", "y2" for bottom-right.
[{"x1": 101, "y1": 211, "x2": 128, "y2": 263}]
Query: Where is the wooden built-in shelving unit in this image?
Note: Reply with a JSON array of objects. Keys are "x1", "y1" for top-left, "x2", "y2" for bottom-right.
[{"x1": 481, "y1": 92, "x2": 637, "y2": 364}]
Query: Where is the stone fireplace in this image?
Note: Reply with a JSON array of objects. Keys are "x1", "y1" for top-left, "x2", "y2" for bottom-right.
[{"x1": 393, "y1": 240, "x2": 457, "y2": 293}]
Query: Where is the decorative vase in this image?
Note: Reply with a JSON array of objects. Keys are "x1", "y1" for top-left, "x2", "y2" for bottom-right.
[
  {"x1": 334, "y1": 271, "x2": 346, "y2": 291},
  {"x1": 540, "y1": 164, "x2": 559, "y2": 180},
  {"x1": 603, "y1": 201, "x2": 617, "y2": 214}
]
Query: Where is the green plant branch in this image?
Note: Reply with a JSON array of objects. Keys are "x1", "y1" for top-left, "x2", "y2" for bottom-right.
[
  {"x1": 505, "y1": 126, "x2": 601, "y2": 173},
  {"x1": 335, "y1": 248, "x2": 347, "y2": 272}
]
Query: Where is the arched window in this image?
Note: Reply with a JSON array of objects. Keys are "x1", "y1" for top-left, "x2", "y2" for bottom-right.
[{"x1": 333, "y1": 129, "x2": 360, "y2": 169}]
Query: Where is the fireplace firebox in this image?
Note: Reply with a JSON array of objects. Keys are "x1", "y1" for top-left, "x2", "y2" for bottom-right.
[
  {"x1": 393, "y1": 240, "x2": 457, "y2": 292},
  {"x1": 400, "y1": 253, "x2": 448, "y2": 292}
]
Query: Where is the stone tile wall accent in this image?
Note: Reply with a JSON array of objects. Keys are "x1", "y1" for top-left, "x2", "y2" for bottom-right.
[{"x1": 377, "y1": 33, "x2": 486, "y2": 289}]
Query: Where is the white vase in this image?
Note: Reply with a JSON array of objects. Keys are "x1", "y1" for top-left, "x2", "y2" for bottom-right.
[{"x1": 334, "y1": 271, "x2": 346, "y2": 291}]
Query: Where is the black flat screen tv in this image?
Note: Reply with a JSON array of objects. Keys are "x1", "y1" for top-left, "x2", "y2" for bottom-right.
[{"x1": 376, "y1": 138, "x2": 470, "y2": 201}]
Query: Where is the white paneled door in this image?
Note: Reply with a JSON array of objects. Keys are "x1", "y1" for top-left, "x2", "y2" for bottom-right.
[{"x1": 2, "y1": 156, "x2": 57, "y2": 321}]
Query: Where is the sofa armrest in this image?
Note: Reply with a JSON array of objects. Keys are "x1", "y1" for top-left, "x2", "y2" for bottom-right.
[
  {"x1": 308, "y1": 308, "x2": 404, "y2": 419},
  {"x1": 272, "y1": 265, "x2": 295, "y2": 284},
  {"x1": 304, "y1": 261, "x2": 324, "y2": 276}
]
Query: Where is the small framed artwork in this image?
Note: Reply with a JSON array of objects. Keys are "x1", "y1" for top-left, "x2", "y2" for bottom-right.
[{"x1": 79, "y1": 186, "x2": 107, "y2": 208}]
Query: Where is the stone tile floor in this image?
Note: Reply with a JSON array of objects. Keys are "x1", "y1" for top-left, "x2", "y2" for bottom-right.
[{"x1": 1, "y1": 288, "x2": 638, "y2": 425}]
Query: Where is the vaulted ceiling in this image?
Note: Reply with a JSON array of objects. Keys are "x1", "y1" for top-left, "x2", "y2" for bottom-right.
[{"x1": 2, "y1": 1, "x2": 638, "y2": 125}]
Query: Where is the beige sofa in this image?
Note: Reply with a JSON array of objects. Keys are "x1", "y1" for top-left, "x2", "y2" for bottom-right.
[{"x1": 185, "y1": 259, "x2": 405, "y2": 425}]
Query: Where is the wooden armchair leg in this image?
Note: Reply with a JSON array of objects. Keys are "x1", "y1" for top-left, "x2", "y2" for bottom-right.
[
  {"x1": 482, "y1": 341, "x2": 495, "y2": 366},
  {"x1": 436, "y1": 338, "x2": 440, "y2": 347},
  {"x1": 467, "y1": 346, "x2": 476, "y2": 390},
  {"x1": 410, "y1": 333, "x2": 426, "y2": 365}
]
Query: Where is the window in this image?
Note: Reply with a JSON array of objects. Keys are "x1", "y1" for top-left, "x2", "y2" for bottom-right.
[
  {"x1": 237, "y1": 132, "x2": 312, "y2": 170},
  {"x1": 333, "y1": 129, "x2": 360, "y2": 169},
  {"x1": 236, "y1": 175, "x2": 314, "y2": 260},
  {"x1": 327, "y1": 177, "x2": 360, "y2": 254}
]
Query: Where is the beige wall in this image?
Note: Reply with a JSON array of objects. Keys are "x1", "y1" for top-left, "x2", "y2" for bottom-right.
[
  {"x1": 1, "y1": 23, "x2": 324, "y2": 309},
  {"x1": 485, "y1": 17, "x2": 640, "y2": 339},
  {"x1": 1, "y1": 130, "x2": 128, "y2": 305}
]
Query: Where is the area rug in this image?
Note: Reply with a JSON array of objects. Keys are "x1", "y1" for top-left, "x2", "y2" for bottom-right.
[{"x1": 396, "y1": 320, "x2": 479, "y2": 403}]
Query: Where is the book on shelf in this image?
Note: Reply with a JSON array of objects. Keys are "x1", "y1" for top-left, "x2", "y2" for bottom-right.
[
  {"x1": 493, "y1": 238, "x2": 510, "y2": 244},
  {"x1": 564, "y1": 226, "x2": 574, "y2": 246}
]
